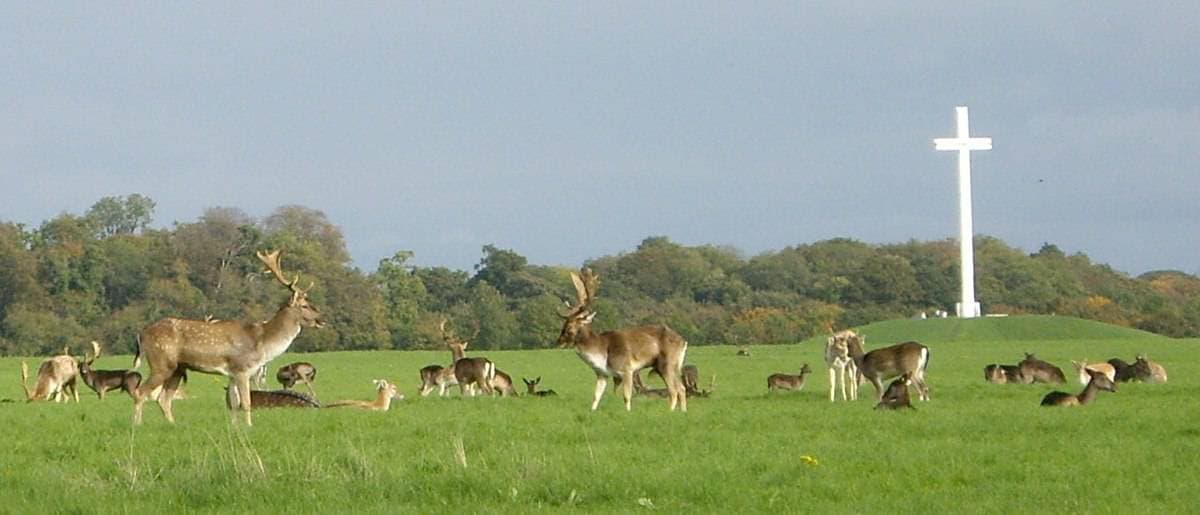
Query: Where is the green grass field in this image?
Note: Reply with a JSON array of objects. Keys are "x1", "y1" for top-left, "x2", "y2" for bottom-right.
[{"x1": 1, "y1": 316, "x2": 1196, "y2": 513}]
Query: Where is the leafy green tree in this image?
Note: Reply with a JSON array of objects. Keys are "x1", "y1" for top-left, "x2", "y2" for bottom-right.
[
  {"x1": 377, "y1": 250, "x2": 429, "y2": 349},
  {"x1": 85, "y1": 194, "x2": 156, "y2": 238}
]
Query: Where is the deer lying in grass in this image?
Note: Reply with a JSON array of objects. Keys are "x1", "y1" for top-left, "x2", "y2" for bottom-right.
[
  {"x1": 846, "y1": 337, "x2": 931, "y2": 402},
  {"x1": 523, "y1": 377, "x2": 557, "y2": 397},
  {"x1": 1133, "y1": 355, "x2": 1168, "y2": 383},
  {"x1": 983, "y1": 363, "x2": 1024, "y2": 384},
  {"x1": 226, "y1": 388, "x2": 321, "y2": 409},
  {"x1": 767, "y1": 363, "x2": 813, "y2": 392},
  {"x1": 20, "y1": 350, "x2": 80, "y2": 403},
  {"x1": 558, "y1": 268, "x2": 688, "y2": 412},
  {"x1": 326, "y1": 380, "x2": 402, "y2": 411},
  {"x1": 875, "y1": 374, "x2": 914, "y2": 410},
  {"x1": 1107, "y1": 358, "x2": 1137, "y2": 382},
  {"x1": 79, "y1": 341, "x2": 141, "y2": 400},
  {"x1": 276, "y1": 362, "x2": 318, "y2": 397},
  {"x1": 1018, "y1": 353, "x2": 1066, "y2": 384},
  {"x1": 132, "y1": 250, "x2": 325, "y2": 425},
  {"x1": 1041, "y1": 368, "x2": 1116, "y2": 407},
  {"x1": 1070, "y1": 360, "x2": 1116, "y2": 386}
]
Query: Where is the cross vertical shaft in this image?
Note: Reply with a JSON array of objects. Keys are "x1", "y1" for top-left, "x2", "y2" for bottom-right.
[{"x1": 934, "y1": 106, "x2": 992, "y2": 318}]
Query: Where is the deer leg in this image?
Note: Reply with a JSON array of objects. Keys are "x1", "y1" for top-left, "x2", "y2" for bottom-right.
[
  {"x1": 828, "y1": 367, "x2": 838, "y2": 402},
  {"x1": 870, "y1": 376, "x2": 886, "y2": 403},
  {"x1": 236, "y1": 375, "x2": 253, "y2": 426},
  {"x1": 158, "y1": 370, "x2": 186, "y2": 424},
  {"x1": 302, "y1": 377, "x2": 317, "y2": 398},
  {"x1": 133, "y1": 368, "x2": 173, "y2": 425},
  {"x1": 591, "y1": 375, "x2": 608, "y2": 411},
  {"x1": 619, "y1": 371, "x2": 635, "y2": 411},
  {"x1": 664, "y1": 366, "x2": 685, "y2": 412}
]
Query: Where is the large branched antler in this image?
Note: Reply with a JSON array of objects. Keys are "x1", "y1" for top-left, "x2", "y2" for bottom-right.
[
  {"x1": 257, "y1": 250, "x2": 314, "y2": 298},
  {"x1": 561, "y1": 268, "x2": 600, "y2": 318}
]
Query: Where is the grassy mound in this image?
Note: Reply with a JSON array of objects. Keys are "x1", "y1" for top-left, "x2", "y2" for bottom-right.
[{"x1": 801, "y1": 315, "x2": 1163, "y2": 345}]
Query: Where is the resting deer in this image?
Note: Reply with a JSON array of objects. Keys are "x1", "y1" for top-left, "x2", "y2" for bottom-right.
[
  {"x1": 1107, "y1": 358, "x2": 1137, "y2": 383},
  {"x1": 875, "y1": 374, "x2": 914, "y2": 410},
  {"x1": 226, "y1": 388, "x2": 321, "y2": 409},
  {"x1": 825, "y1": 330, "x2": 860, "y2": 401},
  {"x1": 326, "y1": 380, "x2": 402, "y2": 411},
  {"x1": 79, "y1": 341, "x2": 141, "y2": 400},
  {"x1": 20, "y1": 350, "x2": 80, "y2": 403},
  {"x1": 1041, "y1": 368, "x2": 1117, "y2": 407},
  {"x1": 523, "y1": 377, "x2": 557, "y2": 397},
  {"x1": 558, "y1": 268, "x2": 688, "y2": 412},
  {"x1": 983, "y1": 363, "x2": 1024, "y2": 384},
  {"x1": 132, "y1": 249, "x2": 326, "y2": 425},
  {"x1": 767, "y1": 363, "x2": 813, "y2": 392},
  {"x1": 846, "y1": 337, "x2": 930, "y2": 402},
  {"x1": 1070, "y1": 360, "x2": 1116, "y2": 386},
  {"x1": 1133, "y1": 355, "x2": 1168, "y2": 383},
  {"x1": 1018, "y1": 353, "x2": 1066, "y2": 384},
  {"x1": 276, "y1": 361, "x2": 318, "y2": 397}
]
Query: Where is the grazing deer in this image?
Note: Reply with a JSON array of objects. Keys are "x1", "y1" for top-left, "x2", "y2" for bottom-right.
[
  {"x1": 418, "y1": 364, "x2": 445, "y2": 397},
  {"x1": 1041, "y1": 368, "x2": 1117, "y2": 407},
  {"x1": 226, "y1": 388, "x2": 321, "y2": 409},
  {"x1": 735, "y1": 347, "x2": 752, "y2": 357},
  {"x1": 1018, "y1": 353, "x2": 1066, "y2": 384},
  {"x1": 767, "y1": 363, "x2": 813, "y2": 392},
  {"x1": 1133, "y1": 355, "x2": 1168, "y2": 383},
  {"x1": 454, "y1": 356, "x2": 496, "y2": 397},
  {"x1": 1070, "y1": 360, "x2": 1116, "y2": 386},
  {"x1": 523, "y1": 377, "x2": 557, "y2": 397},
  {"x1": 20, "y1": 352, "x2": 80, "y2": 403},
  {"x1": 1107, "y1": 358, "x2": 1137, "y2": 383},
  {"x1": 276, "y1": 362, "x2": 318, "y2": 397},
  {"x1": 558, "y1": 268, "x2": 688, "y2": 412},
  {"x1": 326, "y1": 380, "x2": 403, "y2": 411},
  {"x1": 79, "y1": 341, "x2": 142, "y2": 400},
  {"x1": 875, "y1": 374, "x2": 914, "y2": 410},
  {"x1": 825, "y1": 330, "x2": 861, "y2": 401},
  {"x1": 846, "y1": 337, "x2": 930, "y2": 402},
  {"x1": 983, "y1": 363, "x2": 1024, "y2": 384},
  {"x1": 131, "y1": 249, "x2": 325, "y2": 426},
  {"x1": 490, "y1": 368, "x2": 518, "y2": 397}
]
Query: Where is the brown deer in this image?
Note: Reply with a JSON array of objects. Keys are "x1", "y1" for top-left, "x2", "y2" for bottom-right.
[
  {"x1": 1107, "y1": 358, "x2": 1137, "y2": 383},
  {"x1": 79, "y1": 341, "x2": 141, "y2": 400},
  {"x1": 418, "y1": 364, "x2": 445, "y2": 397},
  {"x1": 1070, "y1": 360, "x2": 1116, "y2": 386},
  {"x1": 522, "y1": 377, "x2": 557, "y2": 397},
  {"x1": 427, "y1": 319, "x2": 476, "y2": 396},
  {"x1": 326, "y1": 380, "x2": 403, "y2": 411},
  {"x1": 1133, "y1": 355, "x2": 1168, "y2": 383},
  {"x1": 20, "y1": 351, "x2": 80, "y2": 403},
  {"x1": 875, "y1": 374, "x2": 914, "y2": 410},
  {"x1": 767, "y1": 363, "x2": 813, "y2": 392},
  {"x1": 983, "y1": 363, "x2": 1024, "y2": 384},
  {"x1": 454, "y1": 356, "x2": 496, "y2": 397},
  {"x1": 276, "y1": 361, "x2": 318, "y2": 397},
  {"x1": 490, "y1": 368, "x2": 518, "y2": 397},
  {"x1": 131, "y1": 249, "x2": 325, "y2": 426},
  {"x1": 846, "y1": 337, "x2": 930, "y2": 402},
  {"x1": 557, "y1": 268, "x2": 688, "y2": 412},
  {"x1": 1041, "y1": 368, "x2": 1117, "y2": 407},
  {"x1": 226, "y1": 388, "x2": 321, "y2": 409},
  {"x1": 1018, "y1": 353, "x2": 1066, "y2": 384}
]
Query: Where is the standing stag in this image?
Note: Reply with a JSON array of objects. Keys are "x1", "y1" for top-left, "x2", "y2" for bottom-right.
[
  {"x1": 825, "y1": 330, "x2": 860, "y2": 401},
  {"x1": 20, "y1": 348, "x2": 79, "y2": 402},
  {"x1": 846, "y1": 337, "x2": 931, "y2": 402},
  {"x1": 558, "y1": 268, "x2": 688, "y2": 412},
  {"x1": 418, "y1": 320, "x2": 477, "y2": 397},
  {"x1": 79, "y1": 341, "x2": 142, "y2": 400},
  {"x1": 131, "y1": 250, "x2": 325, "y2": 425}
]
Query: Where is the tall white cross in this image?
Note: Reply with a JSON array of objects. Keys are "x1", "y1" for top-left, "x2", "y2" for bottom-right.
[{"x1": 934, "y1": 106, "x2": 991, "y2": 319}]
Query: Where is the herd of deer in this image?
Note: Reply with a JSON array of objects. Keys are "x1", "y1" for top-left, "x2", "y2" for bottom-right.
[{"x1": 12, "y1": 250, "x2": 1173, "y2": 424}]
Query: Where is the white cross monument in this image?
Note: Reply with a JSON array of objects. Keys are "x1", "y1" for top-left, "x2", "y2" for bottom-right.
[{"x1": 934, "y1": 106, "x2": 991, "y2": 318}]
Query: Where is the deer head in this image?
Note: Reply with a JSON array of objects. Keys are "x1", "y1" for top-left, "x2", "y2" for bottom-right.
[
  {"x1": 257, "y1": 250, "x2": 325, "y2": 328},
  {"x1": 557, "y1": 268, "x2": 600, "y2": 348}
]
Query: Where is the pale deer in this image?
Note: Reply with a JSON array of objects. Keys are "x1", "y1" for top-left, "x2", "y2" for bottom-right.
[
  {"x1": 875, "y1": 374, "x2": 914, "y2": 410},
  {"x1": 846, "y1": 337, "x2": 930, "y2": 402},
  {"x1": 326, "y1": 380, "x2": 403, "y2": 411},
  {"x1": 557, "y1": 268, "x2": 688, "y2": 412},
  {"x1": 1133, "y1": 355, "x2": 1167, "y2": 383},
  {"x1": 276, "y1": 361, "x2": 318, "y2": 397},
  {"x1": 20, "y1": 351, "x2": 80, "y2": 403},
  {"x1": 1041, "y1": 368, "x2": 1117, "y2": 407},
  {"x1": 1070, "y1": 360, "x2": 1116, "y2": 386},
  {"x1": 767, "y1": 363, "x2": 813, "y2": 392},
  {"x1": 1018, "y1": 353, "x2": 1066, "y2": 384},
  {"x1": 490, "y1": 368, "x2": 518, "y2": 397},
  {"x1": 131, "y1": 249, "x2": 325, "y2": 425},
  {"x1": 522, "y1": 376, "x2": 557, "y2": 397},
  {"x1": 79, "y1": 341, "x2": 141, "y2": 400},
  {"x1": 226, "y1": 388, "x2": 321, "y2": 409},
  {"x1": 825, "y1": 330, "x2": 861, "y2": 401}
]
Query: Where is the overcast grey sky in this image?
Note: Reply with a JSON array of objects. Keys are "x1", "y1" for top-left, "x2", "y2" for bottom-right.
[{"x1": 3, "y1": 3, "x2": 1197, "y2": 275}]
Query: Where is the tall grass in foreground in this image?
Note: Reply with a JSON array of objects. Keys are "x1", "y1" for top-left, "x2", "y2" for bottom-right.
[{"x1": 0, "y1": 319, "x2": 1196, "y2": 513}]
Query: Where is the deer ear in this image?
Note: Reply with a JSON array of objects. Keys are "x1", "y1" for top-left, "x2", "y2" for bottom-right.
[{"x1": 583, "y1": 312, "x2": 597, "y2": 324}]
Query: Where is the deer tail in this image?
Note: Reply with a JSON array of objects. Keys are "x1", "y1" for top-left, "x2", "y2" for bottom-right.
[{"x1": 132, "y1": 333, "x2": 143, "y2": 369}]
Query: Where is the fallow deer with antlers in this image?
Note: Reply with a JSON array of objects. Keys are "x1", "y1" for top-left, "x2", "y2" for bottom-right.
[
  {"x1": 131, "y1": 249, "x2": 325, "y2": 425},
  {"x1": 557, "y1": 268, "x2": 688, "y2": 412},
  {"x1": 79, "y1": 341, "x2": 141, "y2": 400}
]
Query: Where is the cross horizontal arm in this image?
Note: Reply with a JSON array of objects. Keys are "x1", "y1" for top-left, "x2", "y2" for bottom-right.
[{"x1": 934, "y1": 137, "x2": 992, "y2": 151}]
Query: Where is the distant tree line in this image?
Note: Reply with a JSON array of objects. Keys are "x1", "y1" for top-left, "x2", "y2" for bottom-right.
[{"x1": 2, "y1": 194, "x2": 1198, "y2": 356}]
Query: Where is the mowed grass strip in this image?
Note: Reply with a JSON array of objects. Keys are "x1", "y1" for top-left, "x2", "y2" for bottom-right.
[{"x1": 0, "y1": 316, "x2": 1197, "y2": 513}]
